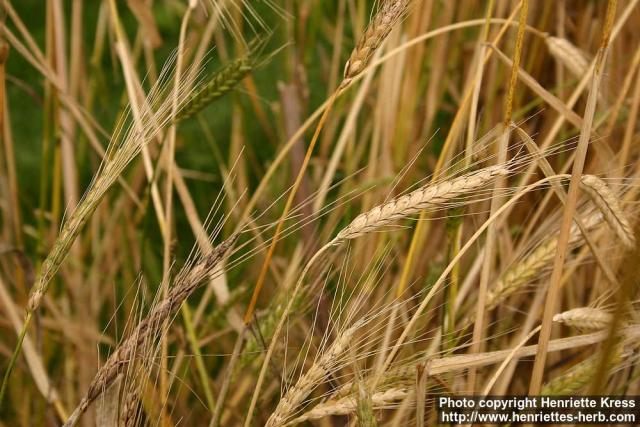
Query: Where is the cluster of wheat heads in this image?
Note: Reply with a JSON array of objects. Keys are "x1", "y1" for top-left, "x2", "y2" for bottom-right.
[{"x1": 4, "y1": 0, "x2": 640, "y2": 426}]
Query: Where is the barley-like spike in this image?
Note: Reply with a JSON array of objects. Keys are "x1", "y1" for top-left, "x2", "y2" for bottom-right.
[
  {"x1": 331, "y1": 363, "x2": 416, "y2": 400},
  {"x1": 25, "y1": 62, "x2": 199, "y2": 314},
  {"x1": 121, "y1": 386, "x2": 144, "y2": 427},
  {"x1": 484, "y1": 212, "x2": 603, "y2": 312},
  {"x1": 343, "y1": 0, "x2": 412, "y2": 82},
  {"x1": 542, "y1": 354, "x2": 598, "y2": 395},
  {"x1": 553, "y1": 307, "x2": 613, "y2": 331},
  {"x1": 545, "y1": 35, "x2": 590, "y2": 78},
  {"x1": 580, "y1": 175, "x2": 635, "y2": 248},
  {"x1": 62, "y1": 235, "x2": 237, "y2": 427},
  {"x1": 175, "y1": 57, "x2": 253, "y2": 122},
  {"x1": 266, "y1": 323, "x2": 361, "y2": 427},
  {"x1": 542, "y1": 349, "x2": 623, "y2": 395},
  {"x1": 334, "y1": 165, "x2": 510, "y2": 243},
  {"x1": 285, "y1": 388, "x2": 408, "y2": 425}
]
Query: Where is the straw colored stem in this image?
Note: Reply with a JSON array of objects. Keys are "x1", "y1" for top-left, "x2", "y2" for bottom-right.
[{"x1": 529, "y1": 0, "x2": 618, "y2": 394}]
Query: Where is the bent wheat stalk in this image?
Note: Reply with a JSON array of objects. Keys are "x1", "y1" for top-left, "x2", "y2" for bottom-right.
[{"x1": 63, "y1": 235, "x2": 237, "y2": 427}]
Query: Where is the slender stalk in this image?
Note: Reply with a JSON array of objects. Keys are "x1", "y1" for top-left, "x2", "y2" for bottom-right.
[
  {"x1": 529, "y1": 0, "x2": 617, "y2": 395},
  {"x1": 243, "y1": 90, "x2": 338, "y2": 325},
  {"x1": 468, "y1": 0, "x2": 528, "y2": 390},
  {"x1": 159, "y1": 4, "x2": 194, "y2": 422}
]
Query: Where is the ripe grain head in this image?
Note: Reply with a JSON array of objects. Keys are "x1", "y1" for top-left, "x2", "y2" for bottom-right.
[
  {"x1": 62, "y1": 235, "x2": 237, "y2": 427},
  {"x1": 545, "y1": 35, "x2": 590, "y2": 78},
  {"x1": 580, "y1": 174, "x2": 635, "y2": 249},
  {"x1": 553, "y1": 307, "x2": 613, "y2": 331},
  {"x1": 334, "y1": 165, "x2": 510, "y2": 243},
  {"x1": 343, "y1": 0, "x2": 412, "y2": 83}
]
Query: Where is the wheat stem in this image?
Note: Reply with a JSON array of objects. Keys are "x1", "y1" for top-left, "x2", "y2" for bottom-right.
[{"x1": 530, "y1": 0, "x2": 618, "y2": 394}]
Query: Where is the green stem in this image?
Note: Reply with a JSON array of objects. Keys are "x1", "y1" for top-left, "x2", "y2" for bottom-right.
[
  {"x1": 181, "y1": 302, "x2": 216, "y2": 412},
  {"x1": 0, "y1": 311, "x2": 32, "y2": 406}
]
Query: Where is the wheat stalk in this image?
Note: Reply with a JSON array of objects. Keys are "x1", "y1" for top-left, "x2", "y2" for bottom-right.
[
  {"x1": 62, "y1": 235, "x2": 237, "y2": 427},
  {"x1": 553, "y1": 307, "x2": 613, "y2": 331},
  {"x1": 580, "y1": 174, "x2": 635, "y2": 248},
  {"x1": 355, "y1": 383, "x2": 377, "y2": 427},
  {"x1": 545, "y1": 35, "x2": 590, "y2": 78},
  {"x1": 333, "y1": 165, "x2": 510, "y2": 243},
  {"x1": 285, "y1": 388, "x2": 408, "y2": 425},
  {"x1": 266, "y1": 322, "x2": 361, "y2": 427},
  {"x1": 343, "y1": 0, "x2": 412, "y2": 82}
]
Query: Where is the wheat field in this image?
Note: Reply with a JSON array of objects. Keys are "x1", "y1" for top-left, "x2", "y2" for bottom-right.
[{"x1": 1, "y1": 0, "x2": 640, "y2": 426}]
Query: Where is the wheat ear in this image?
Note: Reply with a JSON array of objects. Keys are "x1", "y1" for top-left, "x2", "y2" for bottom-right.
[
  {"x1": 334, "y1": 165, "x2": 510, "y2": 243},
  {"x1": 252, "y1": 164, "x2": 509, "y2": 425},
  {"x1": 27, "y1": 65, "x2": 197, "y2": 315},
  {"x1": 0, "y1": 67, "x2": 199, "y2": 405},
  {"x1": 121, "y1": 382, "x2": 143, "y2": 427},
  {"x1": 331, "y1": 363, "x2": 416, "y2": 401},
  {"x1": 62, "y1": 235, "x2": 237, "y2": 427},
  {"x1": 580, "y1": 174, "x2": 635, "y2": 248},
  {"x1": 542, "y1": 348, "x2": 623, "y2": 395},
  {"x1": 285, "y1": 388, "x2": 408, "y2": 425},
  {"x1": 343, "y1": 0, "x2": 412, "y2": 82},
  {"x1": 249, "y1": 166, "x2": 509, "y2": 362},
  {"x1": 483, "y1": 212, "x2": 603, "y2": 313},
  {"x1": 266, "y1": 323, "x2": 360, "y2": 427},
  {"x1": 545, "y1": 35, "x2": 590, "y2": 78},
  {"x1": 553, "y1": 307, "x2": 613, "y2": 331},
  {"x1": 175, "y1": 57, "x2": 253, "y2": 122}
]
